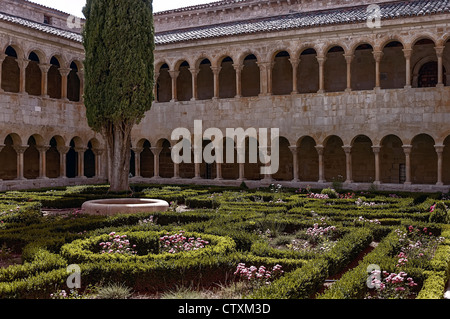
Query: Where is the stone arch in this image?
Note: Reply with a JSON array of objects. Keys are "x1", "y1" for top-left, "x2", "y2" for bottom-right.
[
  {"x1": 67, "y1": 61, "x2": 80, "y2": 101},
  {"x1": 156, "y1": 138, "x2": 173, "y2": 178},
  {"x1": 351, "y1": 135, "x2": 375, "y2": 183},
  {"x1": 323, "y1": 135, "x2": 346, "y2": 182},
  {"x1": 2, "y1": 46, "x2": 20, "y2": 93},
  {"x1": 380, "y1": 41, "x2": 406, "y2": 89},
  {"x1": 196, "y1": 58, "x2": 213, "y2": 100},
  {"x1": 218, "y1": 56, "x2": 236, "y2": 98},
  {"x1": 351, "y1": 43, "x2": 376, "y2": 91},
  {"x1": 298, "y1": 48, "x2": 319, "y2": 93},
  {"x1": 221, "y1": 136, "x2": 239, "y2": 180},
  {"x1": 25, "y1": 51, "x2": 42, "y2": 96},
  {"x1": 23, "y1": 135, "x2": 40, "y2": 179},
  {"x1": 411, "y1": 134, "x2": 437, "y2": 184},
  {"x1": 139, "y1": 139, "x2": 154, "y2": 178},
  {"x1": 297, "y1": 136, "x2": 319, "y2": 182},
  {"x1": 324, "y1": 46, "x2": 346, "y2": 92},
  {"x1": 380, "y1": 134, "x2": 405, "y2": 184},
  {"x1": 46, "y1": 135, "x2": 64, "y2": 178},
  {"x1": 272, "y1": 136, "x2": 292, "y2": 181},
  {"x1": 157, "y1": 63, "x2": 171, "y2": 102},
  {"x1": 0, "y1": 134, "x2": 19, "y2": 180},
  {"x1": 84, "y1": 140, "x2": 96, "y2": 178},
  {"x1": 48, "y1": 56, "x2": 62, "y2": 99},
  {"x1": 272, "y1": 51, "x2": 292, "y2": 96},
  {"x1": 177, "y1": 60, "x2": 192, "y2": 101},
  {"x1": 241, "y1": 53, "x2": 260, "y2": 97}
]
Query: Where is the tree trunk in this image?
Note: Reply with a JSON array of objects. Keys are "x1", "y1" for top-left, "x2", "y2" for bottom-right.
[{"x1": 104, "y1": 122, "x2": 133, "y2": 192}]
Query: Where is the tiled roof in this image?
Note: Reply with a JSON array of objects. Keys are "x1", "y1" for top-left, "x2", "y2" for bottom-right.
[
  {"x1": 155, "y1": 0, "x2": 450, "y2": 44},
  {"x1": 0, "y1": 12, "x2": 82, "y2": 42},
  {"x1": 1, "y1": 0, "x2": 449, "y2": 45}
]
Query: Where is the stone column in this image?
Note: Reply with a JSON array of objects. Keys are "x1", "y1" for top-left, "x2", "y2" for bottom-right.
[
  {"x1": 256, "y1": 61, "x2": 270, "y2": 96},
  {"x1": 215, "y1": 162, "x2": 223, "y2": 180},
  {"x1": 289, "y1": 145, "x2": 299, "y2": 182},
  {"x1": 403, "y1": 48, "x2": 412, "y2": 88},
  {"x1": 260, "y1": 146, "x2": 274, "y2": 182},
  {"x1": 17, "y1": 58, "x2": 29, "y2": 94},
  {"x1": 59, "y1": 68, "x2": 71, "y2": 101},
  {"x1": 373, "y1": 51, "x2": 384, "y2": 90},
  {"x1": 371, "y1": 146, "x2": 381, "y2": 185},
  {"x1": 150, "y1": 146, "x2": 162, "y2": 178},
  {"x1": 435, "y1": 46, "x2": 445, "y2": 88},
  {"x1": 316, "y1": 56, "x2": 326, "y2": 93},
  {"x1": 173, "y1": 162, "x2": 180, "y2": 179},
  {"x1": 233, "y1": 63, "x2": 243, "y2": 98},
  {"x1": 131, "y1": 147, "x2": 143, "y2": 178},
  {"x1": 37, "y1": 145, "x2": 50, "y2": 179},
  {"x1": 93, "y1": 149, "x2": 104, "y2": 178},
  {"x1": 188, "y1": 68, "x2": 199, "y2": 101},
  {"x1": 289, "y1": 58, "x2": 299, "y2": 94},
  {"x1": 13, "y1": 145, "x2": 27, "y2": 180},
  {"x1": 211, "y1": 66, "x2": 221, "y2": 99},
  {"x1": 0, "y1": 53, "x2": 6, "y2": 92},
  {"x1": 435, "y1": 145, "x2": 444, "y2": 186},
  {"x1": 315, "y1": 145, "x2": 325, "y2": 183},
  {"x1": 342, "y1": 145, "x2": 353, "y2": 183},
  {"x1": 344, "y1": 54, "x2": 354, "y2": 92},
  {"x1": 38, "y1": 63, "x2": 51, "y2": 97},
  {"x1": 193, "y1": 163, "x2": 201, "y2": 179},
  {"x1": 402, "y1": 145, "x2": 412, "y2": 185},
  {"x1": 236, "y1": 147, "x2": 245, "y2": 181},
  {"x1": 168, "y1": 70, "x2": 179, "y2": 102},
  {"x1": 57, "y1": 146, "x2": 70, "y2": 178},
  {"x1": 75, "y1": 147, "x2": 87, "y2": 178}
]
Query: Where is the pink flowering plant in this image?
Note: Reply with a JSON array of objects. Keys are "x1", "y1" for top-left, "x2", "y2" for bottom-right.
[
  {"x1": 234, "y1": 263, "x2": 284, "y2": 288},
  {"x1": 99, "y1": 232, "x2": 137, "y2": 256},
  {"x1": 367, "y1": 269, "x2": 418, "y2": 299},
  {"x1": 159, "y1": 230, "x2": 209, "y2": 254}
]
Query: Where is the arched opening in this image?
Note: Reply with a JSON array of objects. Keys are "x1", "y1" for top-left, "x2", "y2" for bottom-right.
[
  {"x1": 159, "y1": 139, "x2": 173, "y2": 178},
  {"x1": 380, "y1": 41, "x2": 405, "y2": 89},
  {"x1": 141, "y1": 140, "x2": 154, "y2": 178},
  {"x1": 2, "y1": 46, "x2": 20, "y2": 93},
  {"x1": 272, "y1": 51, "x2": 292, "y2": 96},
  {"x1": 67, "y1": 62, "x2": 80, "y2": 102},
  {"x1": 272, "y1": 137, "x2": 292, "y2": 181},
  {"x1": 177, "y1": 61, "x2": 192, "y2": 101},
  {"x1": 351, "y1": 135, "x2": 375, "y2": 182},
  {"x1": 323, "y1": 135, "x2": 346, "y2": 182},
  {"x1": 219, "y1": 57, "x2": 236, "y2": 98},
  {"x1": 84, "y1": 141, "x2": 96, "y2": 178},
  {"x1": 46, "y1": 137, "x2": 60, "y2": 178},
  {"x1": 197, "y1": 58, "x2": 213, "y2": 100},
  {"x1": 417, "y1": 62, "x2": 445, "y2": 87},
  {"x1": 157, "y1": 63, "x2": 171, "y2": 102},
  {"x1": 24, "y1": 136, "x2": 39, "y2": 179},
  {"x1": 66, "y1": 139, "x2": 78, "y2": 178},
  {"x1": 241, "y1": 54, "x2": 260, "y2": 97},
  {"x1": 351, "y1": 44, "x2": 375, "y2": 91},
  {"x1": 48, "y1": 56, "x2": 62, "y2": 99},
  {"x1": 324, "y1": 46, "x2": 346, "y2": 92},
  {"x1": 298, "y1": 48, "x2": 319, "y2": 93},
  {"x1": 380, "y1": 135, "x2": 405, "y2": 183},
  {"x1": 244, "y1": 137, "x2": 261, "y2": 180},
  {"x1": 443, "y1": 136, "x2": 450, "y2": 184},
  {"x1": 25, "y1": 52, "x2": 42, "y2": 96},
  {"x1": 222, "y1": 137, "x2": 239, "y2": 180},
  {"x1": 411, "y1": 134, "x2": 437, "y2": 184},
  {"x1": 0, "y1": 135, "x2": 18, "y2": 180},
  {"x1": 297, "y1": 136, "x2": 319, "y2": 182},
  {"x1": 201, "y1": 139, "x2": 215, "y2": 179},
  {"x1": 178, "y1": 138, "x2": 195, "y2": 179}
]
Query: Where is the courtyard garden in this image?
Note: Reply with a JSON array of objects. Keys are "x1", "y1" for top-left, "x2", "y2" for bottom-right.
[{"x1": 0, "y1": 183, "x2": 449, "y2": 299}]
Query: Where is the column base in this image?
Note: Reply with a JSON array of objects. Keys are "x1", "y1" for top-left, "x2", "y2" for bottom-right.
[
  {"x1": 214, "y1": 177, "x2": 223, "y2": 181},
  {"x1": 171, "y1": 176, "x2": 181, "y2": 180},
  {"x1": 403, "y1": 182, "x2": 412, "y2": 186},
  {"x1": 151, "y1": 175, "x2": 160, "y2": 179},
  {"x1": 436, "y1": 182, "x2": 444, "y2": 186},
  {"x1": 38, "y1": 176, "x2": 49, "y2": 180},
  {"x1": 192, "y1": 176, "x2": 202, "y2": 180},
  {"x1": 291, "y1": 179, "x2": 300, "y2": 183}
]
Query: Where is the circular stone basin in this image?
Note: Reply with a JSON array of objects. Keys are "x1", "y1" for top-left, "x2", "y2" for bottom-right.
[{"x1": 81, "y1": 198, "x2": 169, "y2": 216}]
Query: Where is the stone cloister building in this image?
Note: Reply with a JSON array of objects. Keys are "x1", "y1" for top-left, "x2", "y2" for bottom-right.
[{"x1": 0, "y1": 0, "x2": 450, "y2": 192}]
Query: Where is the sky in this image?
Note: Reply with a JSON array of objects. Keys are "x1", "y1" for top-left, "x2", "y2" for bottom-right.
[{"x1": 27, "y1": 0, "x2": 216, "y2": 18}]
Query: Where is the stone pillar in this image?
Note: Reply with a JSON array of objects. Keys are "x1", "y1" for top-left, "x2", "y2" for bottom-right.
[
  {"x1": 75, "y1": 147, "x2": 87, "y2": 178},
  {"x1": 38, "y1": 63, "x2": 51, "y2": 97},
  {"x1": 131, "y1": 147, "x2": 143, "y2": 178},
  {"x1": 17, "y1": 58, "x2": 29, "y2": 94},
  {"x1": 289, "y1": 58, "x2": 299, "y2": 94},
  {"x1": 57, "y1": 146, "x2": 70, "y2": 178},
  {"x1": 173, "y1": 162, "x2": 180, "y2": 179},
  {"x1": 342, "y1": 145, "x2": 353, "y2": 183},
  {"x1": 150, "y1": 147, "x2": 162, "y2": 178},
  {"x1": 193, "y1": 163, "x2": 201, "y2": 179},
  {"x1": 93, "y1": 149, "x2": 104, "y2": 178},
  {"x1": 37, "y1": 145, "x2": 50, "y2": 179},
  {"x1": 435, "y1": 46, "x2": 445, "y2": 88},
  {"x1": 211, "y1": 66, "x2": 221, "y2": 99},
  {"x1": 168, "y1": 70, "x2": 179, "y2": 102},
  {"x1": 215, "y1": 162, "x2": 223, "y2": 180},
  {"x1": 435, "y1": 145, "x2": 444, "y2": 186},
  {"x1": 403, "y1": 48, "x2": 412, "y2": 88},
  {"x1": 188, "y1": 68, "x2": 199, "y2": 101},
  {"x1": 13, "y1": 145, "x2": 27, "y2": 180},
  {"x1": 373, "y1": 51, "x2": 384, "y2": 90},
  {"x1": 260, "y1": 146, "x2": 274, "y2": 182},
  {"x1": 289, "y1": 145, "x2": 299, "y2": 182},
  {"x1": 315, "y1": 145, "x2": 325, "y2": 183},
  {"x1": 59, "y1": 68, "x2": 71, "y2": 101},
  {"x1": 257, "y1": 61, "x2": 270, "y2": 96},
  {"x1": 0, "y1": 53, "x2": 5, "y2": 92},
  {"x1": 402, "y1": 145, "x2": 412, "y2": 185},
  {"x1": 316, "y1": 56, "x2": 326, "y2": 93},
  {"x1": 344, "y1": 54, "x2": 354, "y2": 92},
  {"x1": 233, "y1": 63, "x2": 243, "y2": 98},
  {"x1": 371, "y1": 146, "x2": 381, "y2": 185}
]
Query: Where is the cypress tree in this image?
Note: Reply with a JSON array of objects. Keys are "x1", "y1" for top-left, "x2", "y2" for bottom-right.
[{"x1": 82, "y1": 0, "x2": 155, "y2": 192}]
